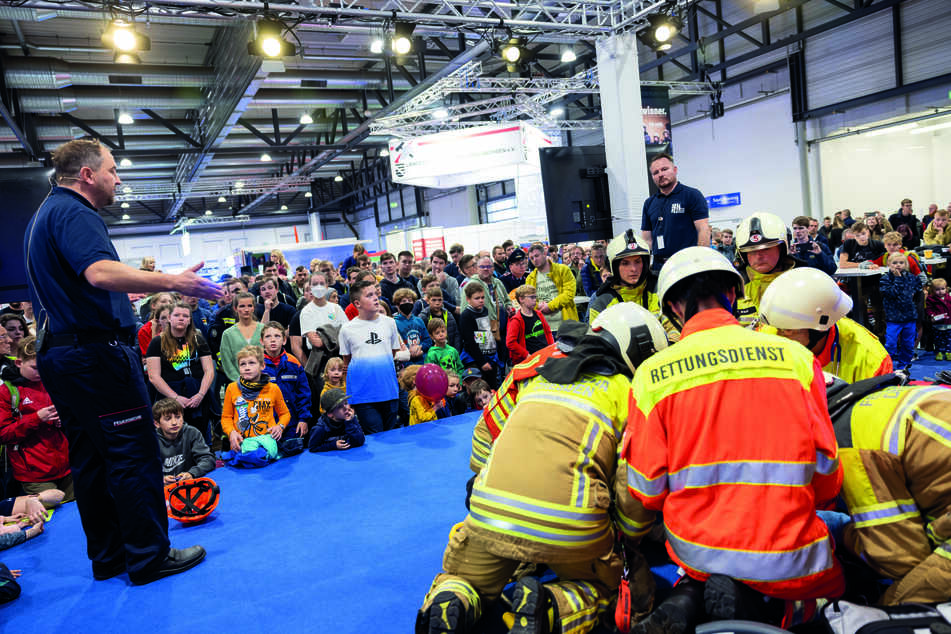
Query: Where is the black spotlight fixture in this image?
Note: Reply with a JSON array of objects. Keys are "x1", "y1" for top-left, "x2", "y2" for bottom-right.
[
  {"x1": 391, "y1": 22, "x2": 416, "y2": 56},
  {"x1": 249, "y1": 18, "x2": 297, "y2": 58},
  {"x1": 638, "y1": 13, "x2": 682, "y2": 51},
  {"x1": 102, "y1": 19, "x2": 150, "y2": 64}
]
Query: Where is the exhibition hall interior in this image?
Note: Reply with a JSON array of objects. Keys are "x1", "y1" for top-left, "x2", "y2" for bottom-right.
[{"x1": 0, "y1": 0, "x2": 950, "y2": 631}]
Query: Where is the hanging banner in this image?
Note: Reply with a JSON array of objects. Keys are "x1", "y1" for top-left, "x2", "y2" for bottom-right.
[{"x1": 641, "y1": 85, "x2": 672, "y2": 195}]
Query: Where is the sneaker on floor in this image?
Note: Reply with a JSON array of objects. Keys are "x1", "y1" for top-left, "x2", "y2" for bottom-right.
[{"x1": 416, "y1": 591, "x2": 476, "y2": 634}]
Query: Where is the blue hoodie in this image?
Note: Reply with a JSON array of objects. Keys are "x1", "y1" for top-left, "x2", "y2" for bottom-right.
[
  {"x1": 263, "y1": 351, "x2": 313, "y2": 434},
  {"x1": 308, "y1": 412, "x2": 365, "y2": 452},
  {"x1": 393, "y1": 312, "x2": 433, "y2": 361}
]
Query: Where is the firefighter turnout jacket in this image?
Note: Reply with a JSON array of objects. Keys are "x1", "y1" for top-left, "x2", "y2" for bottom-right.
[
  {"x1": 834, "y1": 385, "x2": 951, "y2": 604},
  {"x1": 623, "y1": 308, "x2": 845, "y2": 601},
  {"x1": 815, "y1": 318, "x2": 893, "y2": 383}
]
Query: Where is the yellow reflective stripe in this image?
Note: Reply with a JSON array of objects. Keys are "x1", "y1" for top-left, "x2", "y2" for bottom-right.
[
  {"x1": 518, "y1": 391, "x2": 620, "y2": 440},
  {"x1": 434, "y1": 578, "x2": 482, "y2": 614},
  {"x1": 615, "y1": 509, "x2": 653, "y2": 538},
  {"x1": 476, "y1": 484, "x2": 608, "y2": 519},
  {"x1": 838, "y1": 449, "x2": 880, "y2": 517},
  {"x1": 572, "y1": 421, "x2": 602, "y2": 508},
  {"x1": 910, "y1": 408, "x2": 951, "y2": 450},
  {"x1": 666, "y1": 527, "x2": 836, "y2": 583},
  {"x1": 850, "y1": 499, "x2": 919, "y2": 528},
  {"x1": 885, "y1": 387, "x2": 947, "y2": 454},
  {"x1": 936, "y1": 543, "x2": 951, "y2": 562},
  {"x1": 468, "y1": 509, "x2": 611, "y2": 547},
  {"x1": 470, "y1": 488, "x2": 608, "y2": 525}
]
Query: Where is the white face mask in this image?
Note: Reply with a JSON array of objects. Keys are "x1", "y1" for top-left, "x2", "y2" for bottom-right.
[{"x1": 311, "y1": 285, "x2": 330, "y2": 300}]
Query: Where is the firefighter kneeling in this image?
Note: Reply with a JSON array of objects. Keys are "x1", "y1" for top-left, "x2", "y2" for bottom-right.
[{"x1": 416, "y1": 303, "x2": 667, "y2": 634}]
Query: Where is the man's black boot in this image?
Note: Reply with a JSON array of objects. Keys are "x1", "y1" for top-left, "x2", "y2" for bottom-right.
[{"x1": 632, "y1": 578, "x2": 704, "y2": 634}]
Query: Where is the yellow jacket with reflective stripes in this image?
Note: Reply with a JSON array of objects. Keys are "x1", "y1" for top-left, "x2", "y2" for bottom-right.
[
  {"x1": 736, "y1": 258, "x2": 797, "y2": 327},
  {"x1": 466, "y1": 371, "x2": 655, "y2": 563},
  {"x1": 835, "y1": 385, "x2": 951, "y2": 603}
]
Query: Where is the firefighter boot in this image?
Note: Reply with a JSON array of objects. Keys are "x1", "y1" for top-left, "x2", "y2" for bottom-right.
[
  {"x1": 508, "y1": 576, "x2": 555, "y2": 634},
  {"x1": 416, "y1": 590, "x2": 478, "y2": 634},
  {"x1": 632, "y1": 578, "x2": 704, "y2": 634}
]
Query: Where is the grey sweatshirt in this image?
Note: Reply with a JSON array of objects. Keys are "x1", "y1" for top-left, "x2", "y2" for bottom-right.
[{"x1": 156, "y1": 426, "x2": 215, "y2": 479}]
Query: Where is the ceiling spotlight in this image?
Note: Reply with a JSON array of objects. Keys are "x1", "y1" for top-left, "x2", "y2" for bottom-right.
[
  {"x1": 280, "y1": 204, "x2": 288, "y2": 210},
  {"x1": 560, "y1": 48, "x2": 577, "y2": 63},
  {"x1": 117, "y1": 112, "x2": 134, "y2": 125},
  {"x1": 235, "y1": 181, "x2": 245, "y2": 189},
  {"x1": 433, "y1": 107, "x2": 449, "y2": 120},
  {"x1": 549, "y1": 106, "x2": 565, "y2": 118},
  {"x1": 121, "y1": 213, "x2": 130, "y2": 220},
  {"x1": 121, "y1": 202, "x2": 130, "y2": 209},
  {"x1": 249, "y1": 18, "x2": 297, "y2": 59},
  {"x1": 392, "y1": 22, "x2": 415, "y2": 56},
  {"x1": 113, "y1": 52, "x2": 142, "y2": 65},
  {"x1": 304, "y1": 191, "x2": 313, "y2": 198},
  {"x1": 119, "y1": 158, "x2": 133, "y2": 167},
  {"x1": 369, "y1": 37, "x2": 384, "y2": 54},
  {"x1": 379, "y1": 148, "x2": 389, "y2": 157},
  {"x1": 640, "y1": 14, "x2": 682, "y2": 51},
  {"x1": 500, "y1": 37, "x2": 529, "y2": 72},
  {"x1": 299, "y1": 113, "x2": 313, "y2": 125},
  {"x1": 334, "y1": 174, "x2": 343, "y2": 182},
  {"x1": 122, "y1": 186, "x2": 132, "y2": 193},
  {"x1": 205, "y1": 209, "x2": 212, "y2": 215},
  {"x1": 261, "y1": 153, "x2": 272, "y2": 162},
  {"x1": 102, "y1": 20, "x2": 150, "y2": 55},
  {"x1": 218, "y1": 196, "x2": 227, "y2": 203}
]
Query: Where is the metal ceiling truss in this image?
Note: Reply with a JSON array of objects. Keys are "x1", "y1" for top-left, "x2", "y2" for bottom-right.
[
  {"x1": 115, "y1": 175, "x2": 312, "y2": 202},
  {"x1": 370, "y1": 60, "x2": 712, "y2": 137}
]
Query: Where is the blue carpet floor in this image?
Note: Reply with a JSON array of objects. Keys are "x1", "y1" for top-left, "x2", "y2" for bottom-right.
[
  {"x1": 0, "y1": 413, "x2": 481, "y2": 634},
  {"x1": 1, "y1": 356, "x2": 947, "y2": 633}
]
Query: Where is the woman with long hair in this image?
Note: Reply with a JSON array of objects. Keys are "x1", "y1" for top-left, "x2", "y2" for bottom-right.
[
  {"x1": 220, "y1": 291, "x2": 264, "y2": 384},
  {"x1": 145, "y1": 302, "x2": 215, "y2": 439},
  {"x1": 137, "y1": 292, "x2": 175, "y2": 356}
]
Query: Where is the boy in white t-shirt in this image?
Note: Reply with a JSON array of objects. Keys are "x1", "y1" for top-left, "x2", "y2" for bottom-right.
[{"x1": 338, "y1": 280, "x2": 403, "y2": 434}]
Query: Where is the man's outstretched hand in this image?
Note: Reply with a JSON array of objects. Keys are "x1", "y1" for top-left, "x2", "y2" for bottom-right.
[{"x1": 175, "y1": 262, "x2": 222, "y2": 300}]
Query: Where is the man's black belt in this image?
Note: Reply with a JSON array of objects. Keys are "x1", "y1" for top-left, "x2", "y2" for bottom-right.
[{"x1": 46, "y1": 331, "x2": 132, "y2": 348}]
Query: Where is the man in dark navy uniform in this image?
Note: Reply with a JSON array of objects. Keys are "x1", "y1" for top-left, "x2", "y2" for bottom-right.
[
  {"x1": 24, "y1": 139, "x2": 221, "y2": 584},
  {"x1": 641, "y1": 153, "x2": 712, "y2": 273}
]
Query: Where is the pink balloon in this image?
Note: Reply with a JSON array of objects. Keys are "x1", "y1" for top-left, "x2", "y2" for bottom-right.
[{"x1": 415, "y1": 364, "x2": 449, "y2": 401}]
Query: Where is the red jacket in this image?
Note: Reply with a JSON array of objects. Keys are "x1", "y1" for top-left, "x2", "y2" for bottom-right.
[
  {"x1": 926, "y1": 291, "x2": 951, "y2": 324},
  {"x1": 0, "y1": 380, "x2": 70, "y2": 482},
  {"x1": 624, "y1": 309, "x2": 845, "y2": 601},
  {"x1": 505, "y1": 309, "x2": 554, "y2": 364}
]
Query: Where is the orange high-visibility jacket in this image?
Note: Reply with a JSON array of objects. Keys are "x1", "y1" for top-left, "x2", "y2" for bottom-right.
[{"x1": 623, "y1": 308, "x2": 845, "y2": 601}]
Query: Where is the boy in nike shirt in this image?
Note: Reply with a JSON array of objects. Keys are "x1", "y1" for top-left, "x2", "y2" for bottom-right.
[{"x1": 338, "y1": 280, "x2": 403, "y2": 434}]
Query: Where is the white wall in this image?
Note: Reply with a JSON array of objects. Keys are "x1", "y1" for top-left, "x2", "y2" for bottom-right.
[
  {"x1": 818, "y1": 123, "x2": 951, "y2": 217},
  {"x1": 671, "y1": 93, "x2": 804, "y2": 230},
  {"x1": 426, "y1": 187, "x2": 476, "y2": 228},
  {"x1": 112, "y1": 222, "x2": 314, "y2": 278}
]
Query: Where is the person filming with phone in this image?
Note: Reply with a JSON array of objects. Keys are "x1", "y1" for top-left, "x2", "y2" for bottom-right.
[{"x1": 790, "y1": 216, "x2": 837, "y2": 275}]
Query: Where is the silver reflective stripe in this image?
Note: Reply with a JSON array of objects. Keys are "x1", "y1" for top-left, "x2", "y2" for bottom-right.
[
  {"x1": 575, "y1": 423, "x2": 601, "y2": 507},
  {"x1": 666, "y1": 528, "x2": 836, "y2": 583},
  {"x1": 851, "y1": 502, "x2": 919, "y2": 525},
  {"x1": 888, "y1": 387, "x2": 948, "y2": 454},
  {"x1": 469, "y1": 510, "x2": 611, "y2": 544},
  {"x1": 814, "y1": 452, "x2": 839, "y2": 476},
  {"x1": 519, "y1": 392, "x2": 620, "y2": 440},
  {"x1": 667, "y1": 461, "x2": 814, "y2": 492},
  {"x1": 471, "y1": 488, "x2": 607, "y2": 522},
  {"x1": 910, "y1": 410, "x2": 951, "y2": 445},
  {"x1": 627, "y1": 466, "x2": 668, "y2": 498}
]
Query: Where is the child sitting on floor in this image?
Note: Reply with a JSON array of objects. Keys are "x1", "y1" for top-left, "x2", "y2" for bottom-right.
[
  {"x1": 260, "y1": 321, "x2": 312, "y2": 439},
  {"x1": 318, "y1": 357, "x2": 346, "y2": 415},
  {"x1": 0, "y1": 489, "x2": 63, "y2": 552},
  {"x1": 0, "y1": 336, "x2": 73, "y2": 501},
  {"x1": 444, "y1": 371, "x2": 468, "y2": 417},
  {"x1": 400, "y1": 364, "x2": 444, "y2": 426},
  {"x1": 153, "y1": 398, "x2": 215, "y2": 485},
  {"x1": 308, "y1": 389, "x2": 365, "y2": 452},
  {"x1": 221, "y1": 345, "x2": 291, "y2": 452}
]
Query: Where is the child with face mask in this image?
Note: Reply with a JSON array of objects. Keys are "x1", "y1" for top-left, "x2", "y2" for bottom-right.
[
  {"x1": 299, "y1": 273, "x2": 347, "y2": 355},
  {"x1": 392, "y1": 288, "x2": 432, "y2": 366}
]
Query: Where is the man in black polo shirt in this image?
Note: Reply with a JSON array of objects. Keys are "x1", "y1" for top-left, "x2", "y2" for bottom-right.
[
  {"x1": 25, "y1": 139, "x2": 219, "y2": 584},
  {"x1": 641, "y1": 153, "x2": 711, "y2": 272}
]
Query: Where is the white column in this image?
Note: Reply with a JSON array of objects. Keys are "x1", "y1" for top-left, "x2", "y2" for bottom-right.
[
  {"x1": 596, "y1": 33, "x2": 650, "y2": 236},
  {"x1": 308, "y1": 212, "x2": 322, "y2": 242}
]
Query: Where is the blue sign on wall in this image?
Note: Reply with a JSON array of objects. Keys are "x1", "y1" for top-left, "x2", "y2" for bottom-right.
[{"x1": 707, "y1": 192, "x2": 741, "y2": 208}]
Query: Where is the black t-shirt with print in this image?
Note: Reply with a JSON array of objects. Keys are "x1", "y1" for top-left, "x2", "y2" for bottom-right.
[
  {"x1": 522, "y1": 311, "x2": 548, "y2": 354},
  {"x1": 841, "y1": 238, "x2": 885, "y2": 264},
  {"x1": 146, "y1": 333, "x2": 211, "y2": 384}
]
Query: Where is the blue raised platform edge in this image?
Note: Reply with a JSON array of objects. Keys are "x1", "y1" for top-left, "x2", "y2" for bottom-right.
[{"x1": 0, "y1": 412, "x2": 481, "y2": 634}]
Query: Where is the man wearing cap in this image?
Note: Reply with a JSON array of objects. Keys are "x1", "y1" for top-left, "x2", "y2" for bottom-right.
[
  {"x1": 308, "y1": 389, "x2": 365, "y2": 452},
  {"x1": 501, "y1": 248, "x2": 529, "y2": 295},
  {"x1": 641, "y1": 153, "x2": 712, "y2": 273}
]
